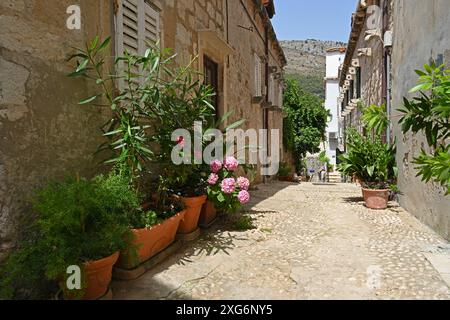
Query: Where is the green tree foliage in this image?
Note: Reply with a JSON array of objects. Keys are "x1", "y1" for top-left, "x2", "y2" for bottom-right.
[
  {"x1": 283, "y1": 79, "x2": 330, "y2": 170},
  {"x1": 399, "y1": 62, "x2": 450, "y2": 194},
  {"x1": 286, "y1": 74, "x2": 325, "y2": 99}
]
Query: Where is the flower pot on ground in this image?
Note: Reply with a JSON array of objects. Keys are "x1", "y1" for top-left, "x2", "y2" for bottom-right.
[
  {"x1": 362, "y1": 188, "x2": 389, "y2": 210},
  {"x1": 277, "y1": 162, "x2": 295, "y2": 182},
  {"x1": 177, "y1": 195, "x2": 207, "y2": 234},
  {"x1": 199, "y1": 200, "x2": 218, "y2": 227},
  {"x1": 117, "y1": 210, "x2": 185, "y2": 270},
  {"x1": 63, "y1": 252, "x2": 119, "y2": 300},
  {"x1": 338, "y1": 127, "x2": 397, "y2": 211}
]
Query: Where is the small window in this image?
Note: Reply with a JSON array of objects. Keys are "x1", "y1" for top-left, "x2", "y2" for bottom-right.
[
  {"x1": 204, "y1": 55, "x2": 219, "y2": 120},
  {"x1": 253, "y1": 53, "x2": 263, "y2": 98},
  {"x1": 356, "y1": 67, "x2": 361, "y2": 98}
]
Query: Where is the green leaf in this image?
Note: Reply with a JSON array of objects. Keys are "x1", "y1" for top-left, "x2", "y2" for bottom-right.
[
  {"x1": 217, "y1": 193, "x2": 225, "y2": 203},
  {"x1": 97, "y1": 37, "x2": 111, "y2": 52},
  {"x1": 79, "y1": 95, "x2": 100, "y2": 105}
]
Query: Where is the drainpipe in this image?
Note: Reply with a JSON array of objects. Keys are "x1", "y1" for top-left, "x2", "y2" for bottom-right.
[
  {"x1": 263, "y1": 23, "x2": 269, "y2": 183},
  {"x1": 386, "y1": 52, "x2": 391, "y2": 145}
]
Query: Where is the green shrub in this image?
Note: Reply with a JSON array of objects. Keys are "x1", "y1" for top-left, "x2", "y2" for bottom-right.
[
  {"x1": 399, "y1": 62, "x2": 450, "y2": 194},
  {"x1": 338, "y1": 128, "x2": 397, "y2": 189},
  {"x1": 0, "y1": 174, "x2": 136, "y2": 299},
  {"x1": 278, "y1": 162, "x2": 293, "y2": 177}
]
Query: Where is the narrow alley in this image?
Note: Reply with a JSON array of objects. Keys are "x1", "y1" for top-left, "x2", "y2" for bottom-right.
[{"x1": 113, "y1": 182, "x2": 450, "y2": 300}]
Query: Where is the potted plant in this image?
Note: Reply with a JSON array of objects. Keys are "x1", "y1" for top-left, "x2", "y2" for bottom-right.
[
  {"x1": 116, "y1": 194, "x2": 186, "y2": 270},
  {"x1": 0, "y1": 174, "x2": 133, "y2": 300},
  {"x1": 206, "y1": 157, "x2": 251, "y2": 215},
  {"x1": 278, "y1": 162, "x2": 295, "y2": 182},
  {"x1": 338, "y1": 128, "x2": 397, "y2": 209}
]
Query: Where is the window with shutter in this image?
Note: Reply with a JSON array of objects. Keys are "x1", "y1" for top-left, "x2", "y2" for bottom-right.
[
  {"x1": 253, "y1": 53, "x2": 262, "y2": 98},
  {"x1": 116, "y1": 0, "x2": 160, "y2": 56},
  {"x1": 115, "y1": 0, "x2": 160, "y2": 88},
  {"x1": 268, "y1": 74, "x2": 275, "y2": 105},
  {"x1": 277, "y1": 82, "x2": 283, "y2": 108}
]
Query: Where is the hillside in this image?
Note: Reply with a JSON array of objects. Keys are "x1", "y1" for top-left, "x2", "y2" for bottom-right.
[{"x1": 280, "y1": 39, "x2": 347, "y2": 98}]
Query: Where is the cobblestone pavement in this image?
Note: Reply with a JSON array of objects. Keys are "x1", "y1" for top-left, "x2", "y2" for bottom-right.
[{"x1": 113, "y1": 182, "x2": 450, "y2": 300}]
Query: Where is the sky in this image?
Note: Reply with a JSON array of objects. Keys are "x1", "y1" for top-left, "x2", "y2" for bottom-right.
[{"x1": 271, "y1": 0, "x2": 358, "y2": 42}]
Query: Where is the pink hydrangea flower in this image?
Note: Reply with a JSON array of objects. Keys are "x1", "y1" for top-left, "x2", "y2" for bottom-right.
[
  {"x1": 237, "y1": 177, "x2": 250, "y2": 191},
  {"x1": 237, "y1": 190, "x2": 250, "y2": 204},
  {"x1": 221, "y1": 178, "x2": 236, "y2": 194},
  {"x1": 224, "y1": 156, "x2": 239, "y2": 171},
  {"x1": 176, "y1": 136, "x2": 185, "y2": 147},
  {"x1": 208, "y1": 173, "x2": 219, "y2": 185},
  {"x1": 210, "y1": 159, "x2": 223, "y2": 173}
]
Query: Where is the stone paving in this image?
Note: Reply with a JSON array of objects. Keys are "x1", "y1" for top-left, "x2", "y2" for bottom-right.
[{"x1": 112, "y1": 182, "x2": 450, "y2": 300}]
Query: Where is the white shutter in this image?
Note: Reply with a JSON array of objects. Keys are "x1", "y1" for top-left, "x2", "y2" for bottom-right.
[
  {"x1": 278, "y1": 82, "x2": 283, "y2": 108},
  {"x1": 116, "y1": 0, "x2": 160, "y2": 88},
  {"x1": 253, "y1": 53, "x2": 262, "y2": 98},
  {"x1": 268, "y1": 74, "x2": 274, "y2": 104},
  {"x1": 144, "y1": 3, "x2": 160, "y2": 48}
]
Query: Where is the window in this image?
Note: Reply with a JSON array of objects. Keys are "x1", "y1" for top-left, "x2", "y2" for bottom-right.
[
  {"x1": 277, "y1": 82, "x2": 284, "y2": 108},
  {"x1": 116, "y1": 0, "x2": 160, "y2": 56},
  {"x1": 115, "y1": 0, "x2": 160, "y2": 88},
  {"x1": 253, "y1": 53, "x2": 263, "y2": 98},
  {"x1": 268, "y1": 74, "x2": 275, "y2": 105},
  {"x1": 204, "y1": 55, "x2": 219, "y2": 120},
  {"x1": 356, "y1": 67, "x2": 361, "y2": 98},
  {"x1": 349, "y1": 80, "x2": 354, "y2": 101}
]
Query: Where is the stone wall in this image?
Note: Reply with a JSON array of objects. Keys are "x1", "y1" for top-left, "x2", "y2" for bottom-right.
[
  {"x1": 0, "y1": 0, "x2": 287, "y2": 257},
  {"x1": 391, "y1": 0, "x2": 450, "y2": 241},
  {"x1": 0, "y1": 0, "x2": 114, "y2": 260}
]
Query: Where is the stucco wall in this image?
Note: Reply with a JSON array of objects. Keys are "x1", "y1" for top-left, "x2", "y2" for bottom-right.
[
  {"x1": 0, "y1": 0, "x2": 114, "y2": 260},
  {"x1": 391, "y1": 0, "x2": 450, "y2": 241}
]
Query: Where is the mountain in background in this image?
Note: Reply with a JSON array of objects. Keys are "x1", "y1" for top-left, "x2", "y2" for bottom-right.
[{"x1": 281, "y1": 39, "x2": 347, "y2": 99}]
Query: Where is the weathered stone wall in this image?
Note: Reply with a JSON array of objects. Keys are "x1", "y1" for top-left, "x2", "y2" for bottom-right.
[
  {"x1": 0, "y1": 0, "x2": 287, "y2": 257},
  {"x1": 0, "y1": 0, "x2": 115, "y2": 260},
  {"x1": 391, "y1": 0, "x2": 450, "y2": 241},
  {"x1": 158, "y1": 0, "x2": 286, "y2": 181},
  {"x1": 345, "y1": 16, "x2": 384, "y2": 131}
]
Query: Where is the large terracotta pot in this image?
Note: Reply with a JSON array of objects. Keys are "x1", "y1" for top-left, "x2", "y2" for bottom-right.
[
  {"x1": 199, "y1": 200, "x2": 217, "y2": 227},
  {"x1": 117, "y1": 211, "x2": 186, "y2": 270},
  {"x1": 178, "y1": 195, "x2": 207, "y2": 234},
  {"x1": 63, "y1": 251, "x2": 119, "y2": 300},
  {"x1": 362, "y1": 188, "x2": 389, "y2": 210}
]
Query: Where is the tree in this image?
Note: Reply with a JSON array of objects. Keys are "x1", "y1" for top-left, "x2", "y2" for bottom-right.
[{"x1": 283, "y1": 79, "x2": 330, "y2": 171}]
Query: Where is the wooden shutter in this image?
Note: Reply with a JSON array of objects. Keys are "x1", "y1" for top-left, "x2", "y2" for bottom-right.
[
  {"x1": 277, "y1": 82, "x2": 283, "y2": 108},
  {"x1": 117, "y1": 0, "x2": 159, "y2": 56},
  {"x1": 253, "y1": 53, "x2": 262, "y2": 98},
  {"x1": 116, "y1": 0, "x2": 160, "y2": 88},
  {"x1": 268, "y1": 74, "x2": 274, "y2": 105}
]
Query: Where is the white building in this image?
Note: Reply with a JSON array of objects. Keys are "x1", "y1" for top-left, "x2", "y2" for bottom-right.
[{"x1": 324, "y1": 47, "x2": 346, "y2": 167}]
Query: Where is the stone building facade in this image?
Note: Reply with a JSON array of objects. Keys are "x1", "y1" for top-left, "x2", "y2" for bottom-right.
[
  {"x1": 339, "y1": 0, "x2": 450, "y2": 241},
  {"x1": 0, "y1": 0, "x2": 287, "y2": 259}
]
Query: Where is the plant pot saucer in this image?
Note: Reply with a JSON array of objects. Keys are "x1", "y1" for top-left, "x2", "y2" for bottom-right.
[
  {"x1": 56, "y1": 287, "x2": 113, "y2": 300},
  {"x1": 113, "y1": 241, "x2": 184, "y2": 281},
  {"x1": 176, "y1": 228, "x2": 201, "y2": 241}
]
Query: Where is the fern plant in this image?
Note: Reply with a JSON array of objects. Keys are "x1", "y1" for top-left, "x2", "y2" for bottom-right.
[{"x1": 0, "y1": 174, "x2": 137, "y2": 299}]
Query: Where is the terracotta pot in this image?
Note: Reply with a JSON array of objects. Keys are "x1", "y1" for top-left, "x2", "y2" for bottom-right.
[
  {"x1": 63, "y1": 251, "x2": 119, "y2": 300},
  {"x1": 177, "y1": 195, "x2": 207, "y2": 234},
  {"x1": 278, "y1": 176, "x2": 294, "y2": 182},
  {"x1": 117, "y1": 211, "x2": 186, "y2": 270},
  {"x1": 199, "y1": 200, "x2": 217, "y2": 227},
  {"x1": 362, "y1": 188, "x2": 389, "y2": 210}
]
